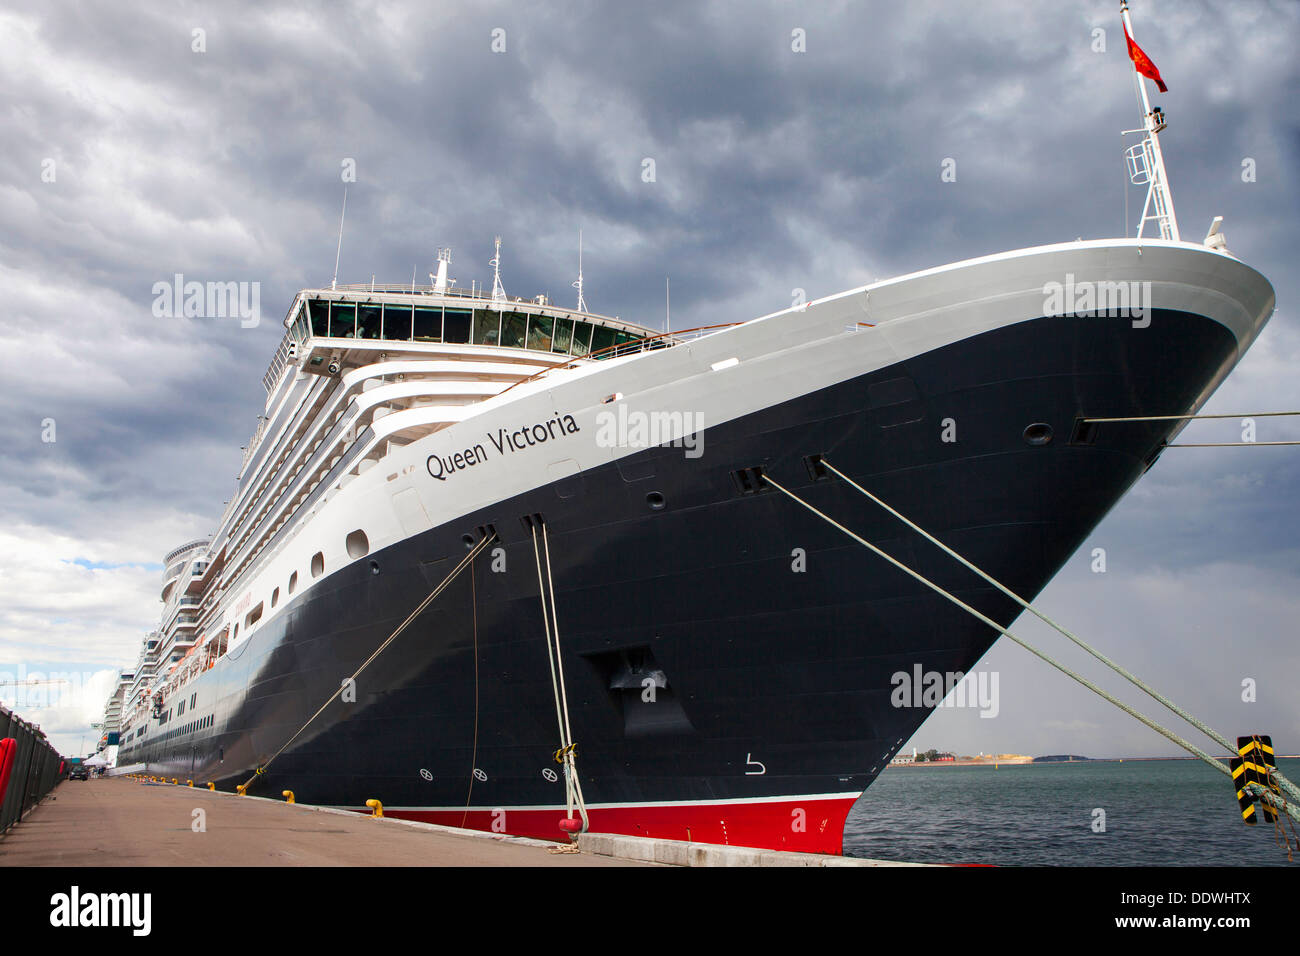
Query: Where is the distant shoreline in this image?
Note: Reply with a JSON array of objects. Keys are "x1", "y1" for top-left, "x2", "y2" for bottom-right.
[{"x1": 886, "y1": 754, "x2": 1300, "y2": 767}]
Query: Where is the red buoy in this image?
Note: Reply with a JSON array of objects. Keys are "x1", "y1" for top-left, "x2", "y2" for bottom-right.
[{"x1": 557, "y1": 817, "x2": 584, "y2": 834}]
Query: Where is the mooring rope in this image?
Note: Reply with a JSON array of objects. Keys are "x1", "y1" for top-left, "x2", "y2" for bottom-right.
[
  {"x1": 461, "y1": 559, "x2": 481, "y2": 829},
  {"x1": 1081, "y1": 411, "x2": 1300, "y2": 422},
  {"x1": 761, "y1": 472, "x2": 1300, "y2": 826},
  {"x1": 530, "y1": 519, "x2": 589, "y2": 832},
  {"x1": 818, "y1": 458, "x2": 1300, "y2": 810},
  {"x1": 238, "y1": 531, "x2": 497, "y2": 795},
  {"x1": 1080, "y1": 411, "x2": 1300, "y2": 447}
]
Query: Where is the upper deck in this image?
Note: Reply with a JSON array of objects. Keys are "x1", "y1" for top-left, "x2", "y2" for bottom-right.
[{"x1": 264, "y1": 283, "x2": 660, "y2": 395}]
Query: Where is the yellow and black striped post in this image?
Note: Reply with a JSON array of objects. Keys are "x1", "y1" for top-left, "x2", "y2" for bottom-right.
[{"x1": 1230, "y1": 734, "x2": 1278, "y2": 825}]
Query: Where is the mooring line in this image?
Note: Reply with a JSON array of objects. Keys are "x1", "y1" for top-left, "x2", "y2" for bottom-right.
[
  {"x1": 761, "y1": 473, "x2": 1300, "y2": 825},
  {"x1": 1081, "y1": 411, "x2": 1300, "y2": 423},
  {"x1": 530, "y1": 519, "x2": 589, "y2": 832},
  {"x1": 1166, "y1": 441, "x2": 1300, "y2": 447},
  {"x1": 818, "y1": 458, "x2": 1300, "y2": 809},
  {"x1": 238, "y1": 531, "x2": 497, "y2": 795},
  {"x1": 461, "y1": 559, "x2": 481, "y2": 829},
  {"x1": 1081, "y1": 411, "x2": 1300, "y2": 448}
]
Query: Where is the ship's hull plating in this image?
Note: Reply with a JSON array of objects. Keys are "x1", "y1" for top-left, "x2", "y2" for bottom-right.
[{"x1": 122, "y1": 306, "x2": 1241, "y2": 853}]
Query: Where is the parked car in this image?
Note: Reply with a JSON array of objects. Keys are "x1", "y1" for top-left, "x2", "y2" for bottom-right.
[{"x1": 68, "y1": 763, "x2": 90, "y2": 781}]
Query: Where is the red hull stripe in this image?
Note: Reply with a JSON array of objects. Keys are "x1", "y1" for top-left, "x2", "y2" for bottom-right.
[{"x1": 375, "y1": 795, "x2": 859, "y2": 856}]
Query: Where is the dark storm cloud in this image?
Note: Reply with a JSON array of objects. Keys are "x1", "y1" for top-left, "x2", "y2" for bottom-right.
[{"x1": 1, "y1": 0, "x2": 1297, "y2": 754}]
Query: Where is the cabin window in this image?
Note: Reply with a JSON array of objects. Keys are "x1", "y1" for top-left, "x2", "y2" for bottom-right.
[
  {"x1": 527, "y1": 315, "x2": 553, "y2": 352},
  {"x1": 357, "y1": 305, "x2": 382, "y2": 339},
  {"x1": 288, "y1": 570, "x2": 298, "y2": 594},
  {"x1": 311, "y1": 552, "x2": 325, "y2": 578},
  {"x1": 346, "y1": 530, "x2": 370, "y2": 559},
  {"x1": 385, "y1": 304, "x2": 413, "y2": 341},
  {"x1": 271, "y1": 587, "x2": 280, "y2": 608},
  {"x1": 330, "y1": 303, "x2": 356, "y2": 338},
  {"x1": 245, "y1": 602, "x2": 263, "y2": 629},
  {"x1": 473, "y1": 309, "x2": 501, "y2": 346}
]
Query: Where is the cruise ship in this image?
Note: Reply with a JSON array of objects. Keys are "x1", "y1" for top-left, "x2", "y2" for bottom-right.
[{"x1": 110, "y1": 10, "x2": 1275, "y2": 854}]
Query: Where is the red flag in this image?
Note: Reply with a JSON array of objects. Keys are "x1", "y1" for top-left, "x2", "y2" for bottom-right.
[{"x1": 1123, "y1": 21, "x2": 1168, "y2": 92}]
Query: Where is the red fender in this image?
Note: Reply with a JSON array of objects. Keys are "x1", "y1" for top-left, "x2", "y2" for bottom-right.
[{"x1": 0, "y1": 738, "x2": 16, "y2": 808}]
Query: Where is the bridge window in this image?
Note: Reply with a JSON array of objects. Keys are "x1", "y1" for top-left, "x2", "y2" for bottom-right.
[
  {"x1": 500, "y1": 311, "x2": 527, "y2": 349},
  {"x1": 527, "y1": 314, "x2": 553, "y2": 351},
  {"x1": 330, "y1": 303, "x2": 357, "y2": 338},
  {"x1": 571, "y1": 322, "x2": 593, "y2": 356},
  {"x1": 385, "y1": 303, "x2": 413, "y2": 341},
  {"x1": 413, "y1": 307, "x2": 441, "y2": 342},
  {"x1": 552, "y1": 318, "x2": 573, "y2": 354},
  {"x1": 590, "y1": 325, "x2": 617, "y2": 356},
  {"x1": 473, "y1": 309, "x2": 501, "y2": 346},
  {"x1": 308, "y1": 300, "x2": 329, "y2": 337},
  {"x1": 358, "y1": 305, "x2": 382, "y2": 339},
  {"x1": 443, "y1": 309, "x2": 471, "y2": 343}
]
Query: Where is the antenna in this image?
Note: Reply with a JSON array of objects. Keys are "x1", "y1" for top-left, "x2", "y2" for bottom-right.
[
  {"x1": 1120, "y1": 1, "x2": 1179, "y2": 241},
  {"x1": 665, "y1": 276, "x2": 670, "y2": 333},
  {"x1": 489, "y1": 236, "x2": 506, "y2": 307},
  {"x1": 331, "y1": 186, "x2": 348, "y2": 291},
  {"x1": 573, "y1": 230, "x2": 588, "y2": 313}
]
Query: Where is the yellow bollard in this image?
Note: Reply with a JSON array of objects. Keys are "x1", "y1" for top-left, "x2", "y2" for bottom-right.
[
  {"x1": 207, "y1": 782, "x2": 215, "y2": 791},
  {"x1": 282, "y1": 790, "x2": 295, "y2": 804},
  {"x1": 171, "y1": 778, "x2": 178, "y2": 785},
  {"x1": 236, "y1": 784, "x2": 247, "y2": 796},
  {"x1": 187, "y1": 780, "x2": 193, "y2": 787},
  {"x1": 365, "y1": 799, "x2": 383, "y2": 818}
]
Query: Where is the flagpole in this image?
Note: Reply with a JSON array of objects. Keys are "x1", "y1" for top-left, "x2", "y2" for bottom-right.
[{"x1": 1121, "y1": 0, "x2": 1179, "y2": 241}]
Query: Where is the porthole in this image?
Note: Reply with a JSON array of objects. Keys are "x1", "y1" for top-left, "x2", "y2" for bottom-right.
[
  {"x1": 646, "y1": 491, "x2": 666, "y2": 510},
  {"x1": 1023, "y1": 423, "x2": 1054, "y2": 446},
  {"x1": 288, "y1": 571, "x2": 298, "y2": 594},
  {"x1": 310, "y1": 552, "x2": 325, "y2": 578},
  {"x1": 369, "y1": 560, "x2": 380, "y2": 576},
  {"x1": 346, "y1": 529, "x2": 370, "y2": 559},
  {"x1": 271, "y1": 587, "x2": 280, "y2": 608},
  {"x1": 462, "y1": 534, "x2": 476, "y2": 550}
]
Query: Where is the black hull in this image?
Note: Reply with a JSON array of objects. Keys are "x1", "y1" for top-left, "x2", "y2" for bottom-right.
[{"x1": 121, "y1": 309, "x2": 1237, "y2": 849}]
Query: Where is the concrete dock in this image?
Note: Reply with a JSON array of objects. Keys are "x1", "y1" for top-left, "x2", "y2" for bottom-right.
[
  {"x1": 2, "y1": 778, "x2": 923, "y2": 867},
  {"x1": 0, "y1": 778, "x2": 645, "y2": 867}
]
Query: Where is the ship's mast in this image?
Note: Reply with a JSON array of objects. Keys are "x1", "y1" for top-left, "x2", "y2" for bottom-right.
[
  {"x1": 490, "y1": 236, "x2": 507, "y2": 307},
  {"x1": 1121, "y1": 0, "x2": 1179, "y2": 241},
  {"x1": 572, "y1": 230, "x2": 588, "y2": 313},
  {"x1": 431, "y1": 247, "x2": 452, "y2": 294}
]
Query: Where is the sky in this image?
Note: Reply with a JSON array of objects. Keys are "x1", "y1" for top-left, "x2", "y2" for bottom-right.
[{"x1": 1, "y1": 0, "x2": 1297, "y2": 761}]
